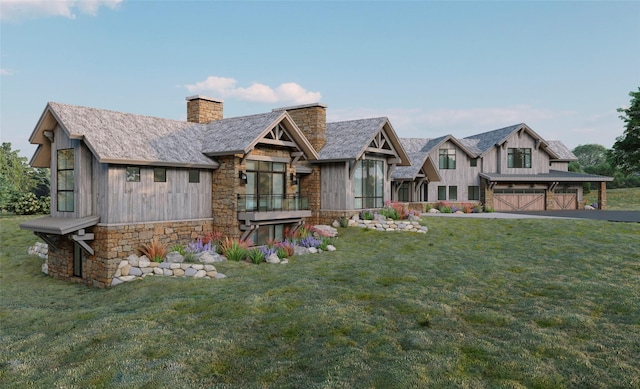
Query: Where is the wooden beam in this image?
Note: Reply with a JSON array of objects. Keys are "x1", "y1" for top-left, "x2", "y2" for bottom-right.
[
  {"x1": 259, "y1": 138, "x2": 297, "y2": 148},
  {"x1": 74, "y1": 239, "x2": 94, "y2": 256},
  {"x1": 366, "y1": 147, "x2": 396, "y2": 155},
  {"x1": 34, "y1": 232, "x2": 58, "y2": 251}
]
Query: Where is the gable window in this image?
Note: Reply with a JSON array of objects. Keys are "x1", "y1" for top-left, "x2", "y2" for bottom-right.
[
  {"x1": 57, "y1": 149, "x2": 74, "y2": 212},
  {"x1": 507, "y1": 148, "x2": 532, "y2": 168},
  {"x1": 354, "y1": 159, "x2": 384, "y2": 209},
  {"x1": 188, "y1": 169, "x2": 200, "y2": 183},
  {"x1": 245, "y1": 160, "x2": 285, "y2": 211},
  {"x1": 470, "y1": 158, "x2": 478, "y2": 167},
  {"x1": 439, "y1": 149, "x2": 456, "y2": 169},
  {"x1": 126, "y1": 167, "x2": 140, "y2": 182},
  {"x1": 154, "y1": 168, "x2": 166, "y2": 182},
  {"x1": 468, "y1": 186, "x2": 480, "y2": 201},
  {"x1": 437, "y1": 186, "x2": 447, "y2": 201},
  {"x1": 449, "y1": 186, "x2": 458, "y2": 201}
]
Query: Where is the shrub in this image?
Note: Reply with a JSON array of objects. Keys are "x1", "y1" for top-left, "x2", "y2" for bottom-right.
[
  {"x1": 379, "y1": 206, "x2": 399, "y2": 220},
  {"x1": 440, "y1": 206, "x2": 452, "y2": 213},
  {"x1": 220, "y1": 237, "x2": 250, "y2": 261},
  {"x1": 473, "y1": 204, "x2": 483, "y2": 213},
  {"x1": 38, "y1": 196, "x2": 51, "y2": 214},
  {"x1": 361, "y1": 210, "x2": 374, "y2": 220},
  {"x1": 247, "y1": 249, "x2": 266, "y2": 264},
  {"x1": 140, "y1": 239, "x2": 169, "y2": 263},
  {"x1": 183, "y1": 249, "x2": 197, "y2": 262},
  {"x1": 260, "y1": 246, "x2": 278, "y2": 259},
  {"x1": 339, "y1": 216, "x2": 349, "y2": 228},
  {"x1": 170, "y1": 243, "x2": 186, "y2": 256},
  {"x1": 425, "y1": 203, "x2": 432, "y2": 212},
  {"x1": 189, "y1": 238, "x2": 212, "y2": 254},
  {"x1": 276, "y1": 241, "x2": 295, "y2": 258},
  {"x1": 11, "y1": 192, "x2": 42, "y2": 215},
  {"x1": 202, "y1": 230, "x2": 223, "y2": 246},
  {"x1": 318, "y1": 237, "x2": 335, "y2": 251}
]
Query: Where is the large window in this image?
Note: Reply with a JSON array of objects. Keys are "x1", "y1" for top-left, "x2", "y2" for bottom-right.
[
  {"x1": 439, "y1": 149, "x2": 456, "y2": 169},
  {"x1": 468, "y1": 186, "x2": 480, "y2": 201},
  {"x1": 250, "y1": 224, "x2": 285, "y2": 246},
  {"x1": 246, "y1": 160, "x2": 286, "y2": 211},
  {"x1": 354, "y1": 159, "x2": 384, "y2": 209},
  {"x1": 508, "y1": 148, "x2": 532, "y2": 168},
  {"x1": 57, "y1": 149, "x2": 74, "y2": 212}
]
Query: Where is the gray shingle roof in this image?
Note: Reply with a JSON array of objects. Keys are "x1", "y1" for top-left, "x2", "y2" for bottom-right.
[
  {"x1": 201, "y1": 111, "x2": 283, "y2": 155},
  {"x1": 47, "y1": 102, "x2": 216, "y2": 167},
  {"x1": 399, "y1": 138, "x2": 430, "y2": 153},
  {"x1": 320, "y1": 117, "x2": 389, "y2": 160},
  {"x1": 463, "y1": 123, "x2": 523, "y2": 154},
  {"x1": 480, "y1": 170, "x2": 613, "y2": 182},
  {"x1": 547, "y1": 141, "x2": 577, "y2": 161},
  {"x1": 392, "y1": 152, "x2": 428, "y2": 179}
]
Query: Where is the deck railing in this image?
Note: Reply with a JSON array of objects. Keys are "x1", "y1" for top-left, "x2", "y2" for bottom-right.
[{"x1": 237, "y1": 194, "x2": 310, "y2": 213}]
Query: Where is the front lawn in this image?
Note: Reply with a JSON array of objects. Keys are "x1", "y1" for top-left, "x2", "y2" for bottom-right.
[{"x1": 1, "y1": 215, "x2": 639, "y2": 388}]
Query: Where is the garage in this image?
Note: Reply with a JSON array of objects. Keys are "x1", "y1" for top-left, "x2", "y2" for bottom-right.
[
  {"x1": 553, "y1": 189, "x2": 578, "y2": 210},
  {"x1": 493, "y1": 189, "x2": 546, "y2": 211}
]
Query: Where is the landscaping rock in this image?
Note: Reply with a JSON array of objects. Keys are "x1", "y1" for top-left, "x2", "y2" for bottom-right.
[
  {"x1": 163, "y1": 269, "x2": 173, "y2": 276},
  {"x1": 129, "y1": 267, "x2": 143, "y2": 276},
  {"x1": 193, "y1": 270, "x2": 206, "y2": 279},
  {"x1": 584, "y1": 205, "x2": 596, "y2": 210},
  {"x1": 215, "y1": 273, "x2": 227, "y2": 279},
  {"x1": 266, "y1": 253, "x2": 281, "y2": 264},
  {"x1": 153, "y1": 268, "x2": 164, "y2": 275},
  {"x1": 326, "y1": 245, "x2": 336, "y2": 251},
  {"x1": 314, "y1": 225, "x2": 338, "y2": 237},
  {"x1": 185, "y1": 267, "x2": 197, "y2": 277},
  {"x1": 173, "y1": 268, "x2": 185, "y2": 276},
  {"x1": 165, "y1": 251, "x2": 184, "y2": 263},
  {"x1": 332, "y1": 220, "x2": 341, "y2": 228},
  {"x1": 428, "y1": 208, "x2": 440, "y2": 213},
  {"x1": 121, "y1": 264, "x2": 131, "y2": 276},
  {"x1": 138, "y1": 258, "x2": 151, "y2": 268},
  {"x1": 308, "y1": 247, "x2": 318, "y2": 254},
  {"x1": 204, "y1": 264, "x2": 216, "y2": 272},
  {"x1": 111, "y1": 277, "x2": 123, "y2": 286},
  {"x1": 191, "y1": 264, "x2": 204, "y2": 270},
  {"x1": 159, "y1": 262, "x2": 171, "y2": 269},
  {"x1": 127, "y1": 255, "x2": 139, "y2": 267},
  {"x1": 120, "y1": 276, "x2": 136, "y2": 282},
  {"x1": 169, "y1": 263, "x2": 181, "y2": 269},
  {"x1": 42, "y1": 262, "x2": 48, "y2": 274}
]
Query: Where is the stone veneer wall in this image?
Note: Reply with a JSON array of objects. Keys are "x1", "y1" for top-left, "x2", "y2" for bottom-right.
[
  {"x1": 211, "y1": 155, "x2": 242, "y2": 238},
  {"x1": 301, "y1": 165, "x2": 322, "y2": 225},
  {"x1": 46, "y1": 235, "x2": 76, "y2": 282},
  {"x1": 284, "y1": 105, "x2": 327, "y2": 152},
  {"x1": 186, "y1": 96, "x2": 223, "y2": 124},
  {"x1": 90, "y1": 219, "x2": 214, "y2": 288}
]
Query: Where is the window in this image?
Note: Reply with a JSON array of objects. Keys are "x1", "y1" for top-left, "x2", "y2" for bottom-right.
[
  {"x1": 449, "y1": 186, "x2": 458, "y2": 201},
  {"x1": 397, "y1": 182, "x2": 410, "y2": 202},
  {"x1": 154, "y1": 168, "x2": 166, "y2": 182},
  {"x1": 57, "y1": 149, "x2": 74, "y2": 212},
  {"x1": 439, "y1": 149, "x2": 456, "y2": 169},
  {"x1": 507, "y1": 148, "x2": 532, "y2": 168},
  {"x1": 246, "y1": 160, "x2": 286, "y2": 211},
  {"x1": 126, "y1": 167, "x2": 140, "y2": 182},
  {"x1": 470, "y1": 158, "x2": 478, "y2": 167},
  {"x1": 437, "y1": 186, "x2": 446, "y2": 201},
  {"x1": 188, "y1": 169, "x2": 199, "y2": 183},
  {"x1": 468, "y1": 186, "x2": 480, "y2": 201},
  {"x1": 251, "y1": 224, "x2": 285, "y2": 246},
  {"x1": 354, "y1": 159, "x2": 384, "y2": 209}
]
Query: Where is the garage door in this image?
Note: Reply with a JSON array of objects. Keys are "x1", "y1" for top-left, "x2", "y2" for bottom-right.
[
  {"x1": 493, "y1": 189, "x2": 545, "y2": 211},
  {"x1": 554, "y1": 189, "x2": 578, "y2": 210}
]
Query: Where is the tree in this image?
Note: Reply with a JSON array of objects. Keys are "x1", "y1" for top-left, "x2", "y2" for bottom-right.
[
  {"x1": 610, "y1": 88, "x2": 640, "y2": 174},
  {"x1": 573, "y1": 144, "x2": 609, "y2": 169},
  {"x1": 0, "y1": 142, "x2": 50, "y2": 213}
]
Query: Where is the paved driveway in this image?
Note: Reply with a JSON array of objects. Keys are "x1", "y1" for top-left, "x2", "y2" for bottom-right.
[
  {"x1": 422, "y1": 210, "x2": 640, "y2": 222},
  {"x1": 505, "y1": 210, "x2": 640, "y2": 223}
]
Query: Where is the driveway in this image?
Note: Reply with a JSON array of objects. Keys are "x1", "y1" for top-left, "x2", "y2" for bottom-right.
[{"x1": 422, "y1": 210, "x2": 640, "y2": 222}]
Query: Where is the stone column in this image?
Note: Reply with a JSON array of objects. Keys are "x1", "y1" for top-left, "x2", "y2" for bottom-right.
[{"x1": 598, "y1": 181, "x2": 607, "y2": 210}]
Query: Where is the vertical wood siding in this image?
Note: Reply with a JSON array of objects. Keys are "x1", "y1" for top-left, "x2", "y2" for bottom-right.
[
  {"x1": 104, "y1": 166, "x2": 212, "y2": 224},
  {"x1": 426, "y1": 140, "x2": 481, "y2": 202}
]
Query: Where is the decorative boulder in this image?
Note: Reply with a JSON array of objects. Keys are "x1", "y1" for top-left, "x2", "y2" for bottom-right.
[
  {"x1": 266, "y1": 253, "x2": 281, "y2": 264},
  {"x1": 332, "y1": 220, "x2": 341, "y2": 228},
  {"x1": 428, "y1": 208, "x2": 440, "y2": 213},
  {"x1": 165, "y1": 251, "x2": 184, "y2": 263},
  {"x1": 314, "y1": 225, "x2": 338, "y2": 237}
]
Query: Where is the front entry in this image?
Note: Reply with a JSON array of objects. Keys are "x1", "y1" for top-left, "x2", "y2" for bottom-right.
[{"x1": 493, "y1": 189, "x2": 545, "y2": 211}]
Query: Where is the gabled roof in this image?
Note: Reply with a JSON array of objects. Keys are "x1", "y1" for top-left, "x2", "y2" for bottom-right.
[
  {"x1": 391, "y1": 138, "x2": 441, "y2": 181},
  {"x1": 546, "y1": 141, "x2": 578, "y2": 161},
  {"x1": 201, "y1": 111, "x2": 318, "y2": 160},
  {"x1": 319, "y1": 117, "x2": 410, "y2": 165},
  {"x1": 463, "y1": 123, "x2": 559, "y2": 159},
  {"x1": 29, "y1": 102, "x2": 217, "y2": 168},
  {"x1": 419, "y1": 134, "x2": 477, "y2": 157}
]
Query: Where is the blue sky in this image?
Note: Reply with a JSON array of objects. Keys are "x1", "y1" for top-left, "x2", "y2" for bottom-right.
[{"x1": 1, "y1": 0, "x2": 639, "y2": 159}]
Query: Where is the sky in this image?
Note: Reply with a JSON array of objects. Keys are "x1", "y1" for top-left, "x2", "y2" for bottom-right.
[{"x1": 1, "y1": 0, "x2": 639, "y2": 160}]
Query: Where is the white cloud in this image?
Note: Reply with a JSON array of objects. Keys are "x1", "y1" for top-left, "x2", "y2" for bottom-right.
[
  {"x1": 0, "y1": 0, "x2": 123, "y2": 21},
  {"x1": 0, "y1": 69, "x2": 13, "y2": 76},
  {"x1": 185, "y1": 76, "x2": 321, "y2": 105}
]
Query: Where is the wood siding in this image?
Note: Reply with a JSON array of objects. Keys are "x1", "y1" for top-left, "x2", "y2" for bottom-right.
[
  {"x1": 497, "y1": 131, "x2": 551, "y2": 175},
  {"x1": 102, "y1": 166, "x2": 212, "y2": 224},
  {"x1": 426, "y1": 140, "x2": 481, "y2": 202},
  {"x1": 320, "y1": 162, "x2": 350, "y2": 210},
  {"x1": 50, "y1": 125, "x2": 93, "y2": 219}
]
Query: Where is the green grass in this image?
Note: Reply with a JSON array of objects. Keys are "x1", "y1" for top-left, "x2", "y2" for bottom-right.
[
  {"x1": 1, "y1": 215, "x2": 639, "y2": 388},
  {"x1": 584, "y1": 187, "x2": 640, "y2": 210}
]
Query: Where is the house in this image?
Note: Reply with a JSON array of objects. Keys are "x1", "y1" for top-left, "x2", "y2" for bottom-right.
[
  {"x1": 19, "y1": 96, "x2": 410, "y2": 287},
  {"x1": 391, "y1": 123, "x2": 613, "y2": 211}
]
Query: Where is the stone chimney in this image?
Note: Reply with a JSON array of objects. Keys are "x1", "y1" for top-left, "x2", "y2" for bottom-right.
[
  {"x1": 186, "y1": 95, "x2": 223, "y2": 123},
  {"x1": 273, "y1": 103, "x2": 327, "y2": 152}
]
